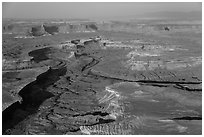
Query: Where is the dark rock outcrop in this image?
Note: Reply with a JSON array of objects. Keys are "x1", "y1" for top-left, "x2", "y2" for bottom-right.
[
  {"x1": 31, "y1": 25, "x2": 46, "y2": 36},
  {"x1": 43, "y1": 25, "x2": 59, "y2": 35}
]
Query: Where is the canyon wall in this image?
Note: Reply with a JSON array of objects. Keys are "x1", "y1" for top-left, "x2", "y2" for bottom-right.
[{"x1": 2, "y1": 22, "x2": 98, "y2": 36}]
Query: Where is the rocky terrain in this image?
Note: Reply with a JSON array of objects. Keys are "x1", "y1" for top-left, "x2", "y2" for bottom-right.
[
  {"x1": 2, "y1": 19, "x2": 202, "y2": 135},
  {"x1": 3, "y1": 19, "x2": 98, "y2": 37}
]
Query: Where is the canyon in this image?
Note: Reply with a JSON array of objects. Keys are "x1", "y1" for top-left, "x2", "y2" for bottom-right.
[{"x1": 2, "y1": 19, "x2": 202, "y2": 135}]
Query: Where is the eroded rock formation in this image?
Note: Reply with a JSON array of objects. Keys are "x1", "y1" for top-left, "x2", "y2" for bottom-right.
[{"x1": 2, "y1": 19, "x2": 202, "y2": 135}]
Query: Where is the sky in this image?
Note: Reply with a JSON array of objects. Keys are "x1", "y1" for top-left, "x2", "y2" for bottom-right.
[{"x1": 2, "y1": 2, "x2": 202, "y2": 20}]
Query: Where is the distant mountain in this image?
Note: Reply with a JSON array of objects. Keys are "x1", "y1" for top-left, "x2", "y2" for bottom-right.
[
  {"x1": 91, "y1": 11, "x2": 202, "y2": 22},
  {"x1": 142, "y1": 11, "x2": 202, "y2": 20}
]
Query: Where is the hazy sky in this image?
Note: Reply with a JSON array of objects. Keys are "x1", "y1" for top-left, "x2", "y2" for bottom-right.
[{"x1": 2, "y1": 2, "x2": 202, "y2": 19}]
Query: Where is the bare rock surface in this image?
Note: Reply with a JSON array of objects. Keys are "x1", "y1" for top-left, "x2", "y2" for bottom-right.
[{"x1": 2, "y1": 19, "x2": 201, "y2": 135}]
